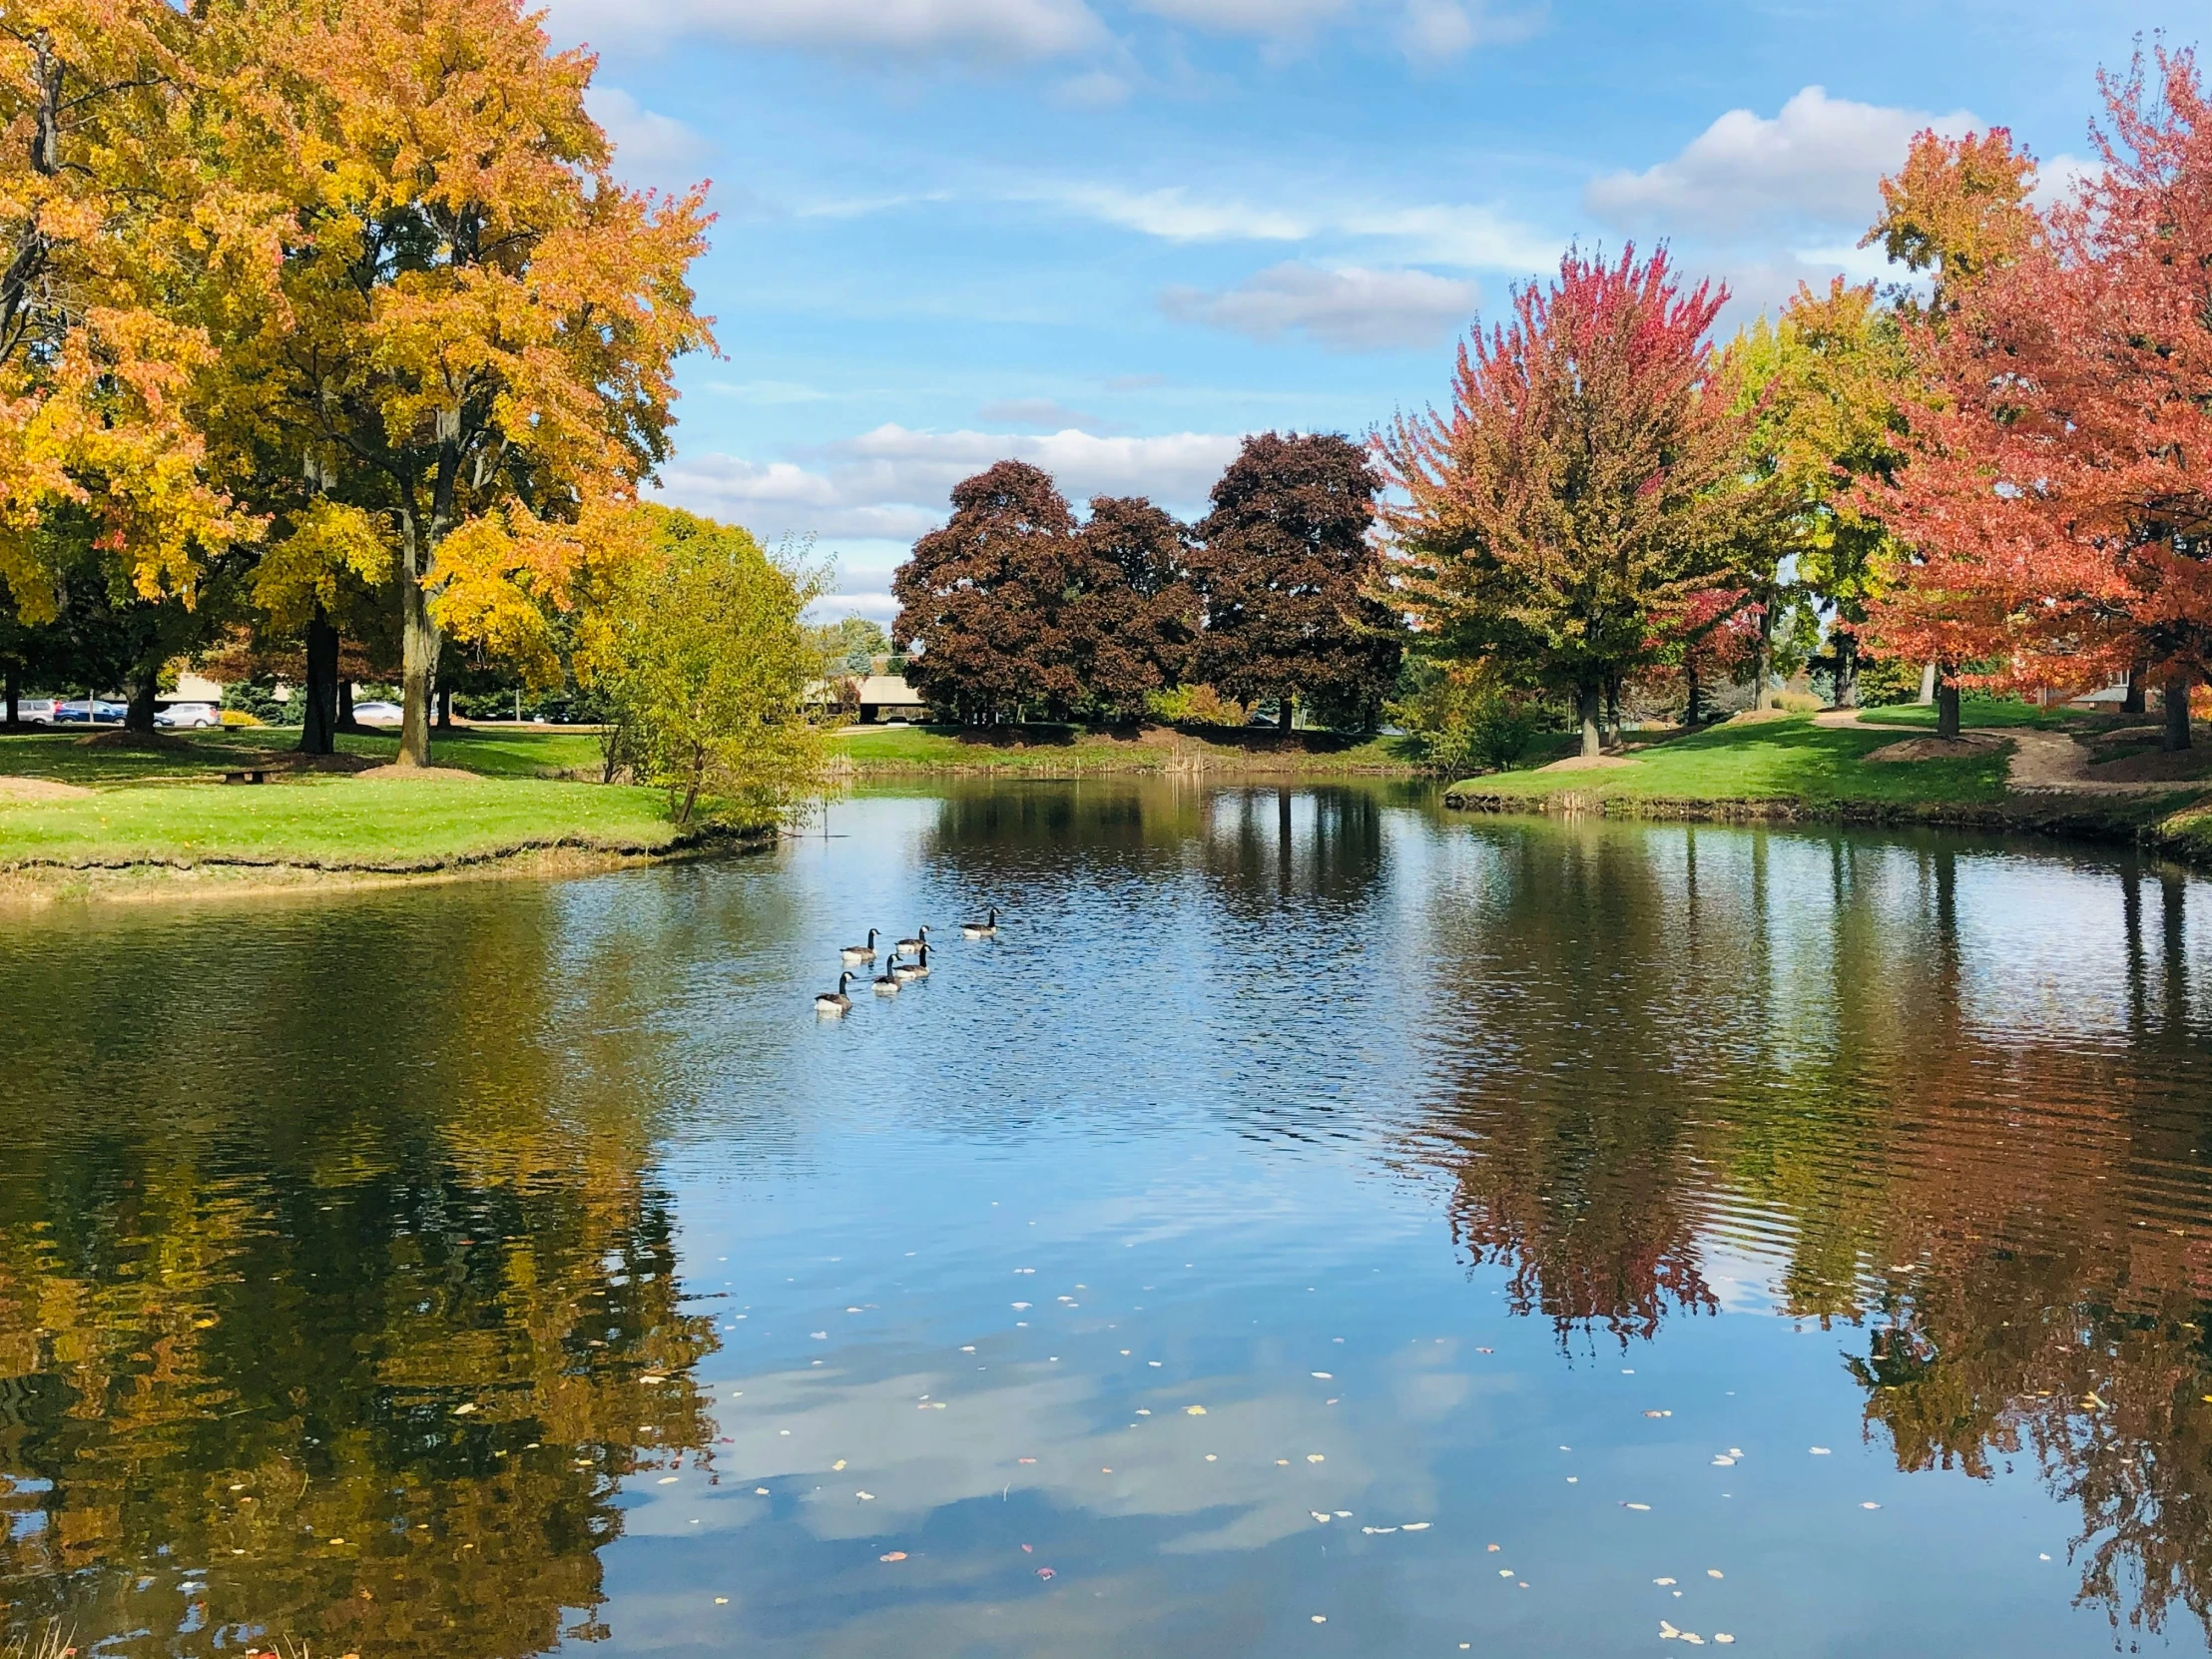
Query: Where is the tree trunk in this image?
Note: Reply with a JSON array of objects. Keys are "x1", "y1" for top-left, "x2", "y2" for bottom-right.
[
  {"x1": 1276, "y1": 695, "x2": 1293, "y2": 734},
  {"x1": 338, "y1": 678, "x2": 355, "y2": 730},
  {"x1": 436, "y1": 683, "x2": 453, "y2": 730},
  {"x1": 1684, "y1": 660, "x2": 1702, "y2": 728},
  {"x1": 2162, "y1": 669, "x2": 2193, "y2": 753},
  {"x1": 1752, "y1": 603, "x2": 1777, "y2": 711},
  {"x1": 1936, "y1": 676, "x2": 1961, "y2": 742},
  {"x1": 1918, "y1": 662, "x2": 1937, "y2": 706},
  {"x1": 3, "y1": 659, "x2": 17, "y2": 728},
  {"x1": 2124, "y1": 661, "x2": 2147, "y2": 715},
  {"x1": 125, "y1": 656, "x2": 159, "y2": 734},
  {"x1": 398, "y1": 517, "x2": 440, "y2": 767},
  {"x1": 1577, "y1": 681, "x2": 1602, "y2": 759},
  {"x1": 298, "y1": 607, "x2": 338, "y2": 756},
  {"x1": 1834, "y1": 634, "x2": 1859, "y2": 710}
]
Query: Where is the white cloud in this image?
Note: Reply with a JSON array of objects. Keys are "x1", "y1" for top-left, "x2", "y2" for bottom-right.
[
  {"x1": 1162, "y1": 263, "x2": 1476, "y2": 351},
  {"x1": 585, "y1": 88, "x2": 713, "y2": 192},
  {"x1": 657, "y1": 425, "x2": 1247, "y2": 542},
  {"x1": 1135, "y1": 0, "x2": 1351, "y2": 34},
  {"x1": 1038, "y1": 185, "x2": 1555, "y2": 271},
  {"x1": 1051, "y1": 185, "x2": 1314, "y2": 243},
  {"x1": 1393, "y1": 0, "x2": 1545, "y2": 59},
  {"x1": 1585, "y1": 86, "x2": 1975, "y2": 237},
  {"x1": 549, "y1": 0, "x2": 1105, "y2": 63}
]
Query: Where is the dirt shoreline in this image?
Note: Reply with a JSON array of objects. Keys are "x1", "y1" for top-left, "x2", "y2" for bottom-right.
[
  {"x1": 1439, "y1": 786, "x2": 2212, "y2": 869},
  {"x1": 0, "y1": 826, "x2": 775, "y2": 907}
]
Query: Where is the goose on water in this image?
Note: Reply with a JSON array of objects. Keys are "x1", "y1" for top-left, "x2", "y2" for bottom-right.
[
  {"x1": 815, "y1": 971, "x2": 853, "y2": 1017},
  {"x1": 960, "y1": 906, "x2": 998, "y2": 939},
  {"x1": 892, "y1": 941, "x2": 930, "y2": 981},
  {"x1": 872, "y1": 959, "x2": 902, "y2": 995},
  {"x1": 895, "y1": 924, "x2": 930, "y2": 956},
  {"x1": 840, "y1": 927, "x2": 880, "y2": 964}
]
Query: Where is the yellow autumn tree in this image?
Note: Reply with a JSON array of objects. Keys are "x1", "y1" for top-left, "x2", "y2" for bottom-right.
[
  {"x1": 200, "y1": 0, "x2": 713, "y2": 766},
  {"x1": 0, "y1": 2, "x2": 271, "y2": 725}
]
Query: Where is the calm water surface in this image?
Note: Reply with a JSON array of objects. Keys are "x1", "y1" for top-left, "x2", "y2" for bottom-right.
[{"x1": 2, "y1": 781, "x2": 2211, "y2": 1658}]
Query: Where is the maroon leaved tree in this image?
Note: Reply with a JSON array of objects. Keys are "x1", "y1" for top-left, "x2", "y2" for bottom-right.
[
  {"x1": 1066, "y1": 495, "x2": 1200, "y2": 720},
  {"x1": 1191, "y1": 432, "x2": 1403, "y2": 732},
  {"x1": 892, "y1": 461, "x2": 1084, "y2": 723}
]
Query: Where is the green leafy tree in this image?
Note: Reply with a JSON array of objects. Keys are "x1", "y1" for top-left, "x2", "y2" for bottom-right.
[{"x1": 581, "y1": 506, "x2": 827, "y2": 829}]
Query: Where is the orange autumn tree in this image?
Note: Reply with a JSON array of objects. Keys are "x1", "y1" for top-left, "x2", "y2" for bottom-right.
[
  {"x1": 1869, "y1": 51, "x2": 2212, "y2": 752},
  {"x1": 0, "y1": 1, "x2": 266, "y2": 718},
  {"x1": 207, "y1": 0, "x2": 713, "y2": 766}
]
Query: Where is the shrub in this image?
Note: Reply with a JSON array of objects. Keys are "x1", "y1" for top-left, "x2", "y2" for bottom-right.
[
  {"x1": 1147, "y1": 684, "x2": 1247, "y2": 727},
  {"x1": 1776, "y1": 690, "x2": 1824, "y2": 714},
  {"x1": 578, "y1": 506, "x2": 829, "y2": 829},
  {"x1": 1390, "y1": 665, "x2": 1539, "y2": 775}
]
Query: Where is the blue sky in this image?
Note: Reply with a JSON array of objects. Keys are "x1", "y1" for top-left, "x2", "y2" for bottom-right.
[{"x1": 541, "y1": 0, "x2": 2185, "y2": 622}]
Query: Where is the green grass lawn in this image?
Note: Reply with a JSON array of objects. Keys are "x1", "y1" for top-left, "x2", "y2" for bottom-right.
[
  {"x1": 833, "y1": 722, "x2": 1420, "y2": 773},
  {"x1": 1, "y1": 774, "x2": 679, "y2": 869},
  {"x1": 0, "y1": 724, "x2": 604, "y2": 786},
  {"x1": 1856, "y1": 697, "x2": 2088, "y2": 731},
  {"x1": 1452, "y1": 714, "x2": 2016, "y2": 807}
]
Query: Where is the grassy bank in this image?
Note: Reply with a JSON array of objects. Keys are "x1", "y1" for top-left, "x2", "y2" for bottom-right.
[
  {"x1": 834, "y1": 722, "x2": 1424, "y2": 775},
  {"x1": 1444, "y1": 712, "x2": 2210, "y2": 852},
  {"x1": 0, "y1": 726, "x2": 714, "y2": 900}
]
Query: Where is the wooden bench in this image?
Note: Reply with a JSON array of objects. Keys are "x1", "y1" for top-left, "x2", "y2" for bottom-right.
[{"x1": 222, "y1": 768, "x2": 271, "y2": 786}]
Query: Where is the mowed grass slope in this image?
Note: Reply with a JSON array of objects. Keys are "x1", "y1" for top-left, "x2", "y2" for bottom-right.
[
  {"x1": 1, "y1": 775, "x2": 679, "y2": 868},
  {"x1": 1453, "y1": 714, "x2": 2016, "y2": 807},
  {"x1": 0, "y1": 728, "x2": 670, "y2": 872},
  {"x1": 0, "y1": 725, "x2": 603, "y2": 785}
]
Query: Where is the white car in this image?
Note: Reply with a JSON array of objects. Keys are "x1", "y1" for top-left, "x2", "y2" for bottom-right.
[
  {"x1": 350, "y1": 700, "x2": 405, "y2": 725},
  {"x1": 10, "y1": 698, "x2": 59, "y2": 725},
  {"x1": 155, "y1": 702, "x2": 221, "y2": 729}
]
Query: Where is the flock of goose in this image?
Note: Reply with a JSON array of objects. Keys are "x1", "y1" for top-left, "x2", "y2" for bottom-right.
[{"x1": 815, "y1": 906, "x2": 998, "y2": 1015}]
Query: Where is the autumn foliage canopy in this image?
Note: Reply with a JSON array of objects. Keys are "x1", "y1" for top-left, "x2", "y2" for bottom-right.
[{"x1": 1868, "y1": 50, "x2": 2212, "y2": 723}]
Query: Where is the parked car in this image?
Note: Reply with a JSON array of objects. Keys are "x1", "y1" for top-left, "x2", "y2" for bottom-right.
[
  {"x1": 8, "y1": 698, "x2": 59, "y2": 725},
  {"x1": 154, "y1": 701, "x2": 221, "y2": 729},
  {"x1": 350, "y1": 700, "x2": 405, "y2": 725},
  {"x1": 54, "y1": 699, "x2": 126, "y2": 724}
]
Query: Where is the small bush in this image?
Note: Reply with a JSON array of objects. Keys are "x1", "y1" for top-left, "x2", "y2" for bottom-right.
[
  {"x1": 219, "y1": 709, "x2": 264, "y2": 728},
  {"x1": 1776, "y1": 691, "x2": 1824, "y2": 714},
  {"x1": 1390, "y1": 665, "x2": 1538, "y2": 775},
  {"x1": 1147, "y1": 684, "x2": 1247, "y2": 727}
]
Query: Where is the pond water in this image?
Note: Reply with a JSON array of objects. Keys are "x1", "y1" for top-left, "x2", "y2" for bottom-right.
[{"x1": 2, "y1": 781, "x2": 2211, "y2": 1658}]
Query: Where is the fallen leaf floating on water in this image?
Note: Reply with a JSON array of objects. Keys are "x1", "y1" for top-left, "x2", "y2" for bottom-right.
[
  {"x1": 856, "y1": 1491, "x2": 874, "y2": 1500},
  {"x1": 1307, "y1": 1453, "x2": 1326, "y2": 1463},
  {"x1": 832, "y1": 1460, "x2": 846, "y2": 1471},
  {"x1": 452, "y1": 1403, "x2": 478, "y2": 1416},
  {"x1": 1185, "y1": 1405, "x2": 1207, "y2": 1415},
  {"x1": 1312, "y1": 1372, "x2": 1334, "y2": 1380},
  {"x1": 715, "y1": 1596, "x2": 729, "y2": 1604},
  {"x1": 1714, "y1": 1637, "x2": 1735, "y2": 1646},
  {"x1": 1654, "y1": 1578, "x2": 1677, "y2": 1586},
  {"x1": 1711, "y1": 1457, "x2": 1735, "y2": 1466},
  {"x1": 1312, "y1": 1511, "x2": 1332, "y2": 1523},
  {"x1": 754, "y1": 1486, "x2": 769, "y2": 1495},
  {"x1": 657, "y1": 1477, "x2": 678, "y2": 1485},
  {"x1": 879, "y1": 1552, "x2": 906, "y2": 1563},
  {"x1": 1364, "y1": 1526, "x2": 1396, "y2": 1534},
  {"x1": 1707, "y1": 1569, "x2": 1723, "y2": 1579},
  {"x1": 640, "y1": 1374, "x2": 666, "y2": 1383},
  {"x1": 1011, "y1": 1304, "x2": 1030, "y2": 1312},
  {"x1": 1861, "y1": 1501, "x2": 1881, "y2": 1510},
  {"x1": 1622, "y1": 1502, "x2": 1651, "y2": 1511},
  {"x1": 1809, "y1": 1446, "x2": 1831, "y2": 1455},
  {"x1": 1022, "y1": 1543, "x2": 1032, "y2": 1552},
  {"x1": 1037, "y1": 1567, "x2": 1055, "y2": 1581},
  {"x1": 1310, "y1": 1616, "x2": 1326, "y2": 1625},
  {"x1": 1643, "y1": 1409, "x2": 1672, "y2": 1418},
  {"x1": 1401, "y1": 1522, "x2": 1431, "y2": 1531},
  {"x1": 2082, "y1": 1393, "x2": 2107, "y2": 1410},
  {"x1": 1660, "y1": 1622, "x2": 1679, "y2": 1639},
  {"x1": 1018, "y1": 1457, "x2": 1036, "y2": 1464}
]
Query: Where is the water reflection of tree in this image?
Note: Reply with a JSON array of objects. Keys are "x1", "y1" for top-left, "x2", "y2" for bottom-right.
[
  {"x1": 0, "y1": 891, "x2": 719, "y2": 1659},
  {"x1": 1415, "y1": 825, "x2": 2212, "y2": 1637}
]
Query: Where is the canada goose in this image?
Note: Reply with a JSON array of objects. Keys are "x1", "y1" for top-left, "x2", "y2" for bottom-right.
[
  {"x1": 872, "y1": 959, "x2": 901, "y2": 995},
  {"x1": 840, "y1": 927, "x2": 879, "y2": 964},
  {"x1": 895, "y1": 924, "x2": 929, "y2": 956},
  {"x1": 960, "y1": 906, "x2": 998, "y2": 939},
  {"x1": 815, "y1": 971, "x2": 853, "y2": 1016},
  {"x1": 892, "y1": 942, "x2": 930, "y2": 981}
]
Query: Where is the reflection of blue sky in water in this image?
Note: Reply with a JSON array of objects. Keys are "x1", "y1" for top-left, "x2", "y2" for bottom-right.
[
  {"x1": 563, "y1": 788, "x2": 2212, "y2": 1657},
  {"x1": 3, "y1": 785, "x2": 2210, "y2": 1657}
]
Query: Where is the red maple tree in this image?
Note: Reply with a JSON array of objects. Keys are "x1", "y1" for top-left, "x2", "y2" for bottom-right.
[{"x1": 1868, "y1": 50, "x2": 2212, "y2": 750}]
